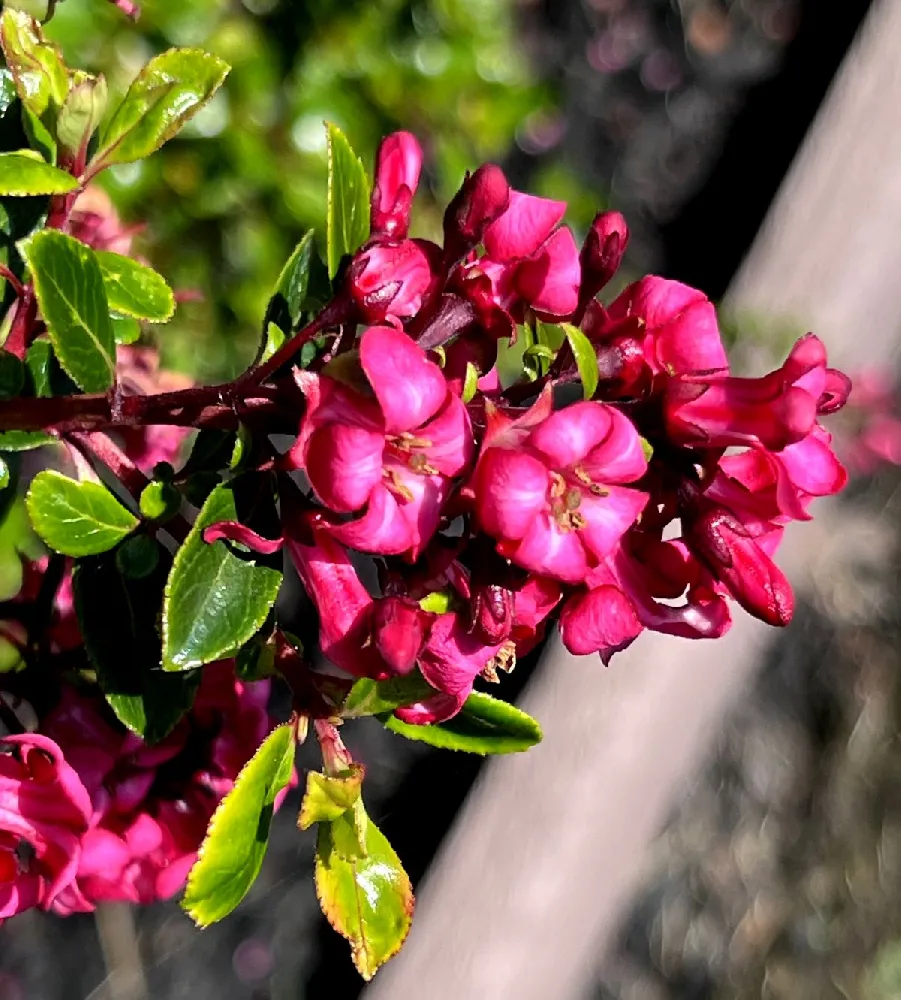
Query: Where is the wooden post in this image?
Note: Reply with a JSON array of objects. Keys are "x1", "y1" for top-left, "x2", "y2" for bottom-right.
[{"x1": 366, "y1": 2, "x2": 901, "y2": 997}]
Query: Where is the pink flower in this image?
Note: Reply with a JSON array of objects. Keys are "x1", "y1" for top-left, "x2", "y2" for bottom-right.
[
  {"x1": 474, "y1": 394, "x2": 648, "y2": 582},
  {"x1": 370, "y1": 132, "x2": 422, "y2": 239},
  {"x1": 294, "y1": 324, "x2": 474, "y2": 558},
  {"x1": 475, "y1": 190, "x2": 582, "y2": 318},
  {"x1": 0, "y1": 734, "x2": 92, "y2": 918},
  {"x1": 348, "y1": 239, "x2": 438, "y2": 323},
  {"x1": 662, "y1": 334, "x2": 833, "y2": 451}
]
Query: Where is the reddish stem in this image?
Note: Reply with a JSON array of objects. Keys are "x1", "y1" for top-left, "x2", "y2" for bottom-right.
[{"x1": 0, "y1": 265, "x2": 24, "y2": 300}]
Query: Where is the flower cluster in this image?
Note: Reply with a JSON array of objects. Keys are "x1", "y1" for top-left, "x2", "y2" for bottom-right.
[{"x1": 249, "y1": 131, "x2": 853, "y2": 724}]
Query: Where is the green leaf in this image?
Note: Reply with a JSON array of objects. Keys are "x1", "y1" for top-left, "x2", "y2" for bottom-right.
[
  {"x1": 259, "y1": 322, "x2": 284, "y2": 364},
  {"x1": 111, "y1": 315, "x2": 141, "y2": 345},
  {"x1": 461, "y1": 361, "x2": 479, "y2": 403},
  {"x1": 162, "y1": 482, "x2": 282, "y2": 671},
  {"x1": 418, "y1": 590, "x2": 453, "y2": 614},
  {"x1": 138, "y1": 479, "x2": 180, "y2": 522},
  {"x1": 262, "y1": 229, "x2": 315, "y2": 337},
  {"x1": 560, "y1": 322, "x2": 599, "y2": 401},
  {"x1": 315, "y1": 803, "x2": 413, "y2": 980},
  {"x1": 19, "y1": 229, "x2": 115, "y2": 392},
  {"x1": 326, "y1": 123, "x2": 370, "y2": 279},
  {"x1": 341, "y1": 671, "x2": 436, "y2": 719},
  {"x1": 24, "y1": 338, "x2": 52, "y2": 396},
  {"x1": 95, "y1": 250, "x2": 175, "y2": 322},
  {"x1": 183, "y1": 723, "x2": 295, "y2": 926},
  {"x1": 92, "y1": 48, "x2": 230, "y2": 171},
  {"x1": 56, "y1": 72, "x2": 107, "y2": 158},
  {"x1": 0, "y1": 152, "x2": 78, "y2": 196},
  {"x1": 0, "y1": 429, "x2": 54, "y2": 451},
  {"x1": 0, "y1": 10, "x2": 67, "y2": 119},
  {"x1": 383, "y1": 690, "x2": 542, "y2": 755},
  {"x1": 115, "y1": 533, "x2": 160, "y2": 580},
  {"x1": 0, "y1": 495, "x2": 42, "y2": 601},
  {"x1": 73, "y1": 548, "x2": 200, "y2": 743},
  {"x1": 0, "y1": 352, "x2": 23, "y2": 399},
  {"x1": 298, "y1": 764, "x2": 364, "y2": 829},
  {"x1": 0, "y1": 456, "x2": 9, "y2": 492},
  {"x1": 26, "y1": 469, "x2": 138, "y2": 557}
]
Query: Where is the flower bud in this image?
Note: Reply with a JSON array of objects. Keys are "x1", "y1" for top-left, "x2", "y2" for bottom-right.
[
  {"x1": 683, "y1": 504, "x2": 793, "y2": 627},
  {"x1": 579, "y1": 210, "x2": 629, "y2": 303},
  {"x1": 443, "y1": 164, "x2": 510, "y2": 257},
  {"x1": 348, "y1": 239, "x2": 435, "y2": 323},
  {"x1": 371, "y1": 597, "x2": 431, "y2": 675},
  {"x1": 370, "y1": 132, "x2": 422, "y2": 239},
  {"x1": 57, "y1": 73, "x2": 108, "y2": 164},
  {"x1": 471, "y1": 584, "x2": 514, "y2": 645}
]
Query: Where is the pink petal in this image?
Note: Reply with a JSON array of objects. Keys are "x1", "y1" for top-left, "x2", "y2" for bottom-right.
[
  {"x1": 515, "y1": 226, "x2": 581, "y2": 316},
  {"x1": 502, "y1": 513, "x2": 591, "y2": 583},
  {"x1": 329, "y1": 470, "x2": 446, "y2": 559},
  {"x1": 527, "y1": 402, "x2": 615, "y2": 469},
  {"x1": 394, "y1": 690, "x2": 469, "y2": 725},
  {"x1": 475, "y1": 448, "x2": 549, "y2": 541},
  {"x1": 418, "y1": 613, "x2": 502, "y2": 697},
  {"x1": 560, "y1": 586, "x2": 642, "y2": 662},
  {"x1": 360, "y1": 324, "x2": 448, "y2": 432},
  {"x1": 581, "y1": 406, "x2": 649, "y2": 483},
  {"x1": 202, "y1": 521, "x2": 284, "y2": 555},
  {"x1": 578, "y1": 486, "x2": 648, "y2": 561},
  {"x1": 419, "y1": 392, "x2": 475, "y2": 476},
  {"x1": 779, "y1": 429, "x2": 847, "y2": 498},
  {"x1": 304, "y1": 422, "x2": 384, "y2": 513},
  {"x1": 484, "y1": 190, "x2": 567, "y2": 261}
]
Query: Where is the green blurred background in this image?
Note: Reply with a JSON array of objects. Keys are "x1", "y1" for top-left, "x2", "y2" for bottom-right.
[{"x1": 45, "y1": 0, "x2": 563, "y2": 381}]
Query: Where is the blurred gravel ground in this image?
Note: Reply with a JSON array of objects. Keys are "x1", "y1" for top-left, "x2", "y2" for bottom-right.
[{"x1": 594, "y1": 469, "x2": 901, "y2": 1000}]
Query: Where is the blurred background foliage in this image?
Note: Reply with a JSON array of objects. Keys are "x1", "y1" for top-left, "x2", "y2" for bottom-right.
[{"x1": 45, "y1": 0, "x2": 558, "y2": 381}]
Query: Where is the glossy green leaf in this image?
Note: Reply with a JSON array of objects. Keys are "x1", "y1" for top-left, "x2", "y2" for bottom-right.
[
  {"x1": 162, "y1": 482, "x2": 282, "y2": 672},
  {"x1": 315, "y1": 803, "x2": 413, "y2": 980},
  {"x1": 560, "y1": 322, "x2": 599, "y2": 401},
  {"x1": 461, "y1": 361, "x2": 479, "y2": 403},
  {"x1": 341, "y1": 671, "x2": 436, "y2": 719},
  {"x1": 298, "y1": 764, "x2": 364, "y2": 830},
  {"x1": 383, "y1": 690, "x2": 542, "y2": 754},
  {"x1": 0, "y1": 10, "x2": 67, "y2": 119},
  {"x1": 0, "y1": 495, "x2": 42, "y2": 601},
  {"x1": 96, "y1": 250, "x2": 175, "y2": 322},
  {"x1": 19, "y1": 230, "x2": 115, "y2": 392},
  {"x1": 111, "y1": 315, "x2": 141, "y2": 345},
  {"x1": 0, "y1": 429, "x2": 54, "y2": 451},
  {"x1": 73, "y1": 549, "x2": 199, "y2": 743},
  {"x1": 0, "y1": 152, "x2": 78, "y2": 196},
  {"x1": 326, "y1": 123, "x2": 370, "y2": 279},
  {"x1": 26, "y1": 470, "x2": 138, "y2": 557},
  {"x1": 183, "y1": 723, "x2": 295, "y2": 926},
  {"x1": 139, "y1": 479, "x2": 180, "y2": 522},
  {"x1": 92, "y1": 48, "x2": 230, "y2": 171},
  {"x1": 0, "y1": 457, "x2": 9, "y2": 492},
  {"x1": 262, "y1": 229, "x2": 315, "y2": 337}
]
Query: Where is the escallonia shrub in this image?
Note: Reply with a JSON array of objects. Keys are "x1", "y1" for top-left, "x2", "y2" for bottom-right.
[{"x1": 0, "y1": 0, "x2": 851, "y2": 980}]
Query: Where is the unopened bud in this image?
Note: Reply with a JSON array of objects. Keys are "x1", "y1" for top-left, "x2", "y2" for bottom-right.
[
  {"x1": 443, "y1": 163, "x2": 510, "y2": 257},
  {"x1": 370, "y1": 131, "x2": 422, "y2": 239},
  {"x1": 372, "y1": 596, "x2": 431, "y2": 675},
  {"x1": 57, "y1": 72, "x2": 108, "y2": 163},
  {"x1": 579, "y1": 210, "x2": 629, "y2": 303}
]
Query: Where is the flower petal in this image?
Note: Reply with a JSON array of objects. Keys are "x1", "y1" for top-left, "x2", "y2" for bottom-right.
[
  {"x1": 527, "y1": 402, "x2": 615, "y2": 469},
  {"x1": 502, "y1": 513, "x2": 591, "y2": 583},
  {"x1": 419, "y1": 392, "x2": 475, "y2": 476},
  {"x1": 360, "y1": 324, "x2": 448, "y2": 432},
  {"x1": 515, "y1": 226, "x2": 581, "y2": 316},
  {"x1": 304, "y1": 422, "x2": 384, "y2": 513},
  {"x1": 578, "y1": 486, "x2": 648, "y2": 561},
  {"x1": 475, "y1": 447, "x2": 548, "y2": 541},
  {"x1": 484, "y1": 190, "x2": 567, "y2": 261},
  {"x1": 560, "y1": 585, "x2": 642, "y2": 662}
]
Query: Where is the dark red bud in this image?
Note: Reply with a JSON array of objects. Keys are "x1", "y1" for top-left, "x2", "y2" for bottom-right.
[
  {"x1": 443, "y1": 164, "x2": 510, "y2": 257},
  {"x1": 372, "y1": 597, "x2": 431, "y2": 676},
  {"x1": 579, "y1": 211, "x2": 629, "y2": 304},
  {"x1": 471, "y1": 584, "x2": 515, "y2": 645}
]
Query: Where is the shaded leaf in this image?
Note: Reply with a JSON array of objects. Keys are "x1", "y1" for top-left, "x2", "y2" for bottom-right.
[
  {"x1": 0, "y1": 152, "x2": 78, "y2": 196},
  {"x1": 262, "y1": 229, "x2": 315, "y2": 337},
  {"x1": 383, "y1": 690, "x2": 542, "y2": 754},
  {"x1": 93, "y1": 48, "x2": 230, "y2": 170},
  {"x1": 182, "y1": 723, "x2": 295, "y2": 926},
  {"x1": 162, "y1": 481, "x2": 282, "y2": 671},
  {"x1": 19, "y1": 229, "x2": 115, "y2": 392},
  {"x1": 315, "y1": 802, "x2": 413, "y2": 980},
  {"x1": 73, "y1": 547, "x2": 199, "y2": 742},
  {"x1": 326, "y1": 123, "x2": 370, "y2": 279},
  {"x1": 26, "y1": 469, "x2": 138, "y2": 556}
]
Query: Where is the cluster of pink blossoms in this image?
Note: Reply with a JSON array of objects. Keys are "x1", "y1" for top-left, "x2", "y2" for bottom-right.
[{"x1": 269, "y1": 131, "x2": 851, "y2": 724}]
